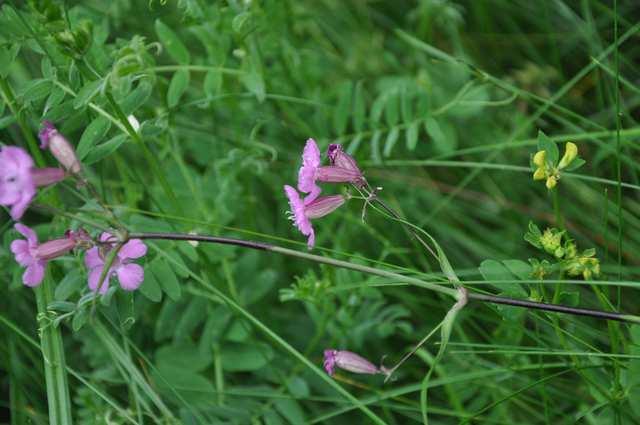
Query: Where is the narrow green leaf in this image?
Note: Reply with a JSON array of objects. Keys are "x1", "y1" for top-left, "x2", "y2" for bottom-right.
[
  {"x1": 77, "y1": 117, "x2": 111, "y2": 160},
  {"x1": 383, "y1": 126, "x2": 400, "y2": 157},
  {"x1": 333, "y1": 81, "x2": 352, "y2": 135},
  {"x1": 20, "y1": 79, "x2": 52, "y2": 104},
  {"x1": 384, "y1": 90, "x2": 399, "y2": 126},
  {"x1": 73, "y1": 79, "x2": 103, "y2": 109},
  {"x1": 121, "y1": 81, "x2": 153, "y2": 115},
  {"x1": 221, "y1": 342, "x2": 273, "y2": 372},
  {"x1": 352, "y1": 81, "x2": 366, "y2": 132},
  {"x1": 139, "y1": 268, "x2": 162, "y2": 302},
  {"x1": 406, "y1": 121, "x2": 419, "y2": 150},
  {"x1": 84, "y1": 134, "x2": 127, "y2": 165},
  {"x1": 155, "y1": 19, "x2": 190, "y2": 64},
  {"x1": 203, "y1": 69, "x2": 222, "y2": 98},
  {"x1": 151, "y1": 258, "x2": 182, "y2": 301},
  {"x1": 0, "y1": 44, "x2": 19, "y2": 77},
  {"x1": 167, "y1": 69, "x2": 190, "y2": 108}
]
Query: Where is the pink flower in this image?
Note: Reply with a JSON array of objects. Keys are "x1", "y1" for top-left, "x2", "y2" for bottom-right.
[
  {"x1": 297, "y1": 139, "x2": 362, "y2": 202},
  {"x1": 0, "y1": 146, "x2": 66, "y2": 220},
  {"x1": 284, "y1": 185, "x2": 345, "y2": 249},
  {"x1": 84, "y1": 233, "x2": 147, "y2": 293},
  {"x1": 327, "y1": 144, "x2": 364, "y2": 187},
  {"x1": 39, "y1": 121, "x2": 81, "y2": 174},
  {"x1": 323, "y1": 349, "x2": 389, "y2": 377},
  {"x1": 1, "y1": 146, "x2": 36, "y2": 220},
  {"x1": 298, "y1": 138, "x2": 322, "y2": 201},
  {"x1": 10, "y1": 224, "x2": 78, "y2": 287}
]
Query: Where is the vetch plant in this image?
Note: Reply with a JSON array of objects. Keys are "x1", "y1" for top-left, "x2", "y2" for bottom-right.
[{"x1": 531, "y1": 130, "x2": 585, "y2": 190}]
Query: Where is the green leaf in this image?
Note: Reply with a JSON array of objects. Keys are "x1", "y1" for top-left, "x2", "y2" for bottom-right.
[
  {"x1": 156, "y1": 340, "x2": 211, "y2": 372},
  {"x1": 384, "y1": 91, "x2": 399, "y2": 126},
  {"x1": 333, "y1": 81, "x2": 352, "y2": 135},
  {"x1": 139, "y1": 268, "x2": 162, "y2": 302},
  {"x1": 401, "y1": 85, "x2": 413, "y2": 122},
  {"x1": 563, "y1": 157, "x2": 585, "y2": 172},
  {"x1": 43, "y1": 87, "x2": 66, "y2": 115},
  {"x1": 352, "y1": 81, "x2": 366, "y2": 133},
  {"x1": 502, "y1": 259, "x2": 532, "y2": 280},
  {"x1": 537, "y1": 130, "x2": 559, "y2": 165},
  {"x1": 167, "y1": 69, "x2": 190, "y2": 108},
  {"x1": 20, "y1": 79, "x2": 52, "y2": 104},
  {"x1": 155, "y1": 19, "x2": 190, "y2": 64},
  {"x1": 370, "y1": 130, "x2": 382, "y2": 164},
  {"x1": 175, "y1": 298, "x2": 208, "y2": 336},
  {"x1": 370, "y1": 93, "x2": 386, "y2": 124},
  {"x1": 54, "y1": 269, "x2": 82, "y2": 301},
  {"x1": 383, "y1": 126, "x2": 399, "y2": 157},
  {"x1": 84, "y1": 134, "x2": 127, "y2": 165},
  {"x1": 153, "y1": 365, "x2": 215, "y2": 405},
  {"x1": 240, "y1": 65, "x2": 265, "y2": 102},
  {"x1": 424, "y1": 117, "x2": 449, "y2": 153},
  {"x1": 203, "y1": 69, "x2": 222, "y2": 98},
  {"x1": 275, "y1": 398, "x2": 306, "y2": 424},
  {"x1": 77, "y1": 117, "x2": 111, "y2": 160},
  {"x1": 0, "y1": 44, "x2": 19, "y2": 77},
  {"x1": 479, "y1": 259, "x2": 527, "y2": 296},
  {"x1": 72, "y1": 309, "x2": 88, "y2": 332},
  {"x1": 121, "y1": 81, "x2": 153, "y2": 115},
  {"x1": 406, "y1": 121, "x2": 419, "y2": 150},
  {"x1": 524, "y1": 221, "x2": 543, "y2": 248},
  {"x1": 73, "y1": 79, "x2": 103, "y2": 109},
  {"x1": 221, "y1": 342, "x2": 273, "y2": 371},
  {"x1": 151, "y1": 258, "x2": 182, "y2": 301}
]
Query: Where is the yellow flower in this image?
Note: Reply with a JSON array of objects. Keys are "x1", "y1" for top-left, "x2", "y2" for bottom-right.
[
  {"x1": 545, "y1": 176, "x2": 557, "y2": 189},
  {"x1": 533, "y1": 167, "x2": 546, "y2": 180},
  {"x1": 533, "y1": 150, "x2": 546, "y2": 167},
  {"x1": 558, "y1": 142, "x2": 578, "y2": 169}
]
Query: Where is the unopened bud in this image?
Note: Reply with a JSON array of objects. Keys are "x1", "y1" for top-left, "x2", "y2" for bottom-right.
[
  {"x1": 31, "y1": 167, "x2": 65, "y2": 187},
  {"x1": 533, "y1": 167, "x2": 546, "y2": 181},
  {"x1": 39, "y1": 121, "x2": 81, "y2": 174},
  {"x1": 35, "y1": 237, "x2": 77, "y2": 261},
  {"x1": 532, "y1": 150, "x2": 546, "y2": 167},
  {"x1": 545, "y1": 176, "x2": 557, "y2": 189}
]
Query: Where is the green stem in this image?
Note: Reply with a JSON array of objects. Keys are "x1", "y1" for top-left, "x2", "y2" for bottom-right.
[{"x1": 0, "y1": 76, "x2": 73, "y2": 424}]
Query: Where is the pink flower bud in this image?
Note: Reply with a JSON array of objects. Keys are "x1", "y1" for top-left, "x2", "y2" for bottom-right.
[
  {"x1": 31, "y1": 167, "x2": 65, "y2": 187},
  {"x1": 39, "y1": 121, "x2": 81, "y2": 174},
  {"x1": 327, "y1": 144, "x2": 364, "y2": 186},
  {"x1": 316, "y1": 166, "x2": 362, "y2": 183},
  {"x1": 323, "y1": 349, "x2": 389, "y2": 377}
]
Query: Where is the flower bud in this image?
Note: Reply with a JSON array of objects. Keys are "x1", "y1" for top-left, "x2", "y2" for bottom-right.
[
  {"x1": 316, "y1": 166, "x2": 362, "y2": 183},
  {"x1": 540, "y1": 228, "x2": 562, "y2": 256},
  {"x1": 532, "y1": 150, "x2": 546, "y2": 167},
  {"x1": 545, "y1": 176, "x2": 557, "y2": 189},
  {"x1": 323, "y1": 349, "x2": 389, "y2": 377},
  {"x1": 39, "y1": 121, "x2": 81, "y2": 174},
  {"x1": 558, "y1": 142, "x2": 578, "y2": 169}
]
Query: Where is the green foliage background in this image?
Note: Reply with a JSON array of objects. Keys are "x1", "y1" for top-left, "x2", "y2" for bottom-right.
[{"x1": 1, "y1": 0, "x2": 640, "y2": 423}]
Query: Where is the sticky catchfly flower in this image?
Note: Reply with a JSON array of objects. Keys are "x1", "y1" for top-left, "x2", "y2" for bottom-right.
[
  {"x1": 39, "y1": 121, "x2": 81, "y2": 174},
  {"x1": 323, "y1": 349, "x2": 389, "y2": 377},
  {"x1": 84, "y1": 233, "x2": 147, "y2": 293},
  {"x1": 0, "y1": 147, "x2": 36, "y2": 220},
  {"x1": 10, "y1": 224, "x2": 78, "y2": 287},
  {"x1": 298, "y1": 139, "x2": 364, "y2": 202},
  {"x1": 327, "y1": 143, "x2": 364, "y2": 186},
  {"x1": 284, "y1": 185, "x2": 346, "y2": 249},
  {"x1": 0, "y1": 146, "x2": 66, "y2": 220}
]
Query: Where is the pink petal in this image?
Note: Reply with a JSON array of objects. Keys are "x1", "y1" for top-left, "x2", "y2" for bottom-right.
[
  {"x1": 118, "y1": 239, "x2": 147, "y2": 260},
  {"x1": 306, "y1": 228, "x2": 315, "y2": 249},
  {"x1": 99, "y1": 232, "x2": 116, "y2": 243},
  {"x1": 88, "y1": 267, "x2": 110, "y2": 294},
  {"x1": 116, "y1": 263, "x2": 144, "y2": 291},
  {"x1": 23, "y1": 260, "x2": 45, "y2": 287},
  {"x1": 10, "y1": 240, "x2": 32, "y2": 266},
  {"x1": 10, "y1": 192, "x2": 34, "y2": 221},
  {"x1": 84, "y1": 247, "x2": 103, "y2": 269},
  {"x1": 302, "y1": 138, "x2": 320, "y2": 168},
  {"x1": 14, "y1": 223, "x2": 38, "y2": 246}
]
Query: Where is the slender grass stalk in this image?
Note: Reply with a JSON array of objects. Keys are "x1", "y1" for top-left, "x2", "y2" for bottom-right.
[
  {"x1": 129, "y1": 232, "x2": 640, "y2": 325},
  {"x1": 0, "y1": 76, "x2": 73, "y2": 424}
]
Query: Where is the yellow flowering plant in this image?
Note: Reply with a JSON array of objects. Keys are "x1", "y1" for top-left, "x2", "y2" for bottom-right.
[{"x1": 531, "y1": 130, "x2": 585, "y2": 189}]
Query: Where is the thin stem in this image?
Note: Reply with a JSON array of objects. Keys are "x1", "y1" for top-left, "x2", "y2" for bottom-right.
[{"x1": 128, "y1": 232, "x2": 640, "y2": 324}]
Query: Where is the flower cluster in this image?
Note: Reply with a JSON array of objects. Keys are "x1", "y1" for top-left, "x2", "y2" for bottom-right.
[
  {"x1": 5, "y1": 122, "x2": 148, "y2": 292},
  {"x1": 525, "y1": 221, "x2": 600, "y2": 280},
  {"x1": 531, "y1": 136, "x2": 583, "y2": 189},
  {"x1": 284, "y1": 139, "x2": 364, "y2": 248}
]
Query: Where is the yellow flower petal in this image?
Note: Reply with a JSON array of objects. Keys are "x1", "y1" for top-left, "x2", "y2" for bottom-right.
[
  {"x1": 558, "y1": 142, "x2": 578, "y2": 169},
  {"x1": 533, "y1": 167, "x2": 546, "y2": 180},
  {"x1": 533, "y1": 150, "x2": 546, "y2": 167}
]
